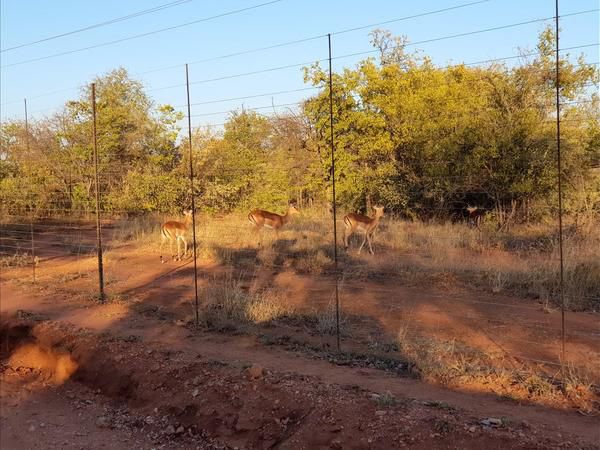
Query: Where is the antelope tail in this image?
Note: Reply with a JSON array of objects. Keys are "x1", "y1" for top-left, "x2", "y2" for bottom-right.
[{"x1": 248, "y1": 213, "x2": 257, "y2": 226}]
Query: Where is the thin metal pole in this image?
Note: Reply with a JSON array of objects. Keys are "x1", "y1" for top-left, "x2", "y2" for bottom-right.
[
  {"x1": 24, "y1": 98, "x2": 36, "y2": 283},
  {"x1": 186, "y1": 64, "x2": 200, "y2": 328},
  {"x1": 555, "y1": 0, "x2": 565, "y2": 363},
  {"x1": 91, "y1": 83, "x2": 105, "y2": 302},
  {"x1": 328, "y1": 34, "x2": 341, "y2": 352}
]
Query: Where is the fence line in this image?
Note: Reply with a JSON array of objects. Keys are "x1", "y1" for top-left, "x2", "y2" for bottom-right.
[{"x1": 2, "y1": 0, "x2": 598, "y2": 393}]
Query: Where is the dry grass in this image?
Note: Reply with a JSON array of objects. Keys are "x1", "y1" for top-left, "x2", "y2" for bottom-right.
[
  {"x1": 201, "y1": 274, "x2": 295, "y2": 330},
  {"x1": 396, "y1": 332, "x2": 599, "y2": 412},
  {"x1": 0, "y1": 249, "x2": 32, "y2": 268},
  {"x1": 113, "y1": 209, "x2": 600, "y2": 311}
]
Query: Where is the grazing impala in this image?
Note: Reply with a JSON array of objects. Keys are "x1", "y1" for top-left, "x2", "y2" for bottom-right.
[
  {"x1": 343, "y1": 206, "x2": 385, "y2": 255},
  {"x1": 160, "y1": 209, "x2": 193, "y2": 263},
  {"x1": 248, "y1": 202, "x2": 299, "y2": 245}
]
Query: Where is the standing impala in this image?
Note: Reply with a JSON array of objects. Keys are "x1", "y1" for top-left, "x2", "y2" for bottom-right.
[
  {"x1": 160, "y1": 209, "x2": 193, "y2": 263},
  {"x1": 248, "y1": 202, "x2": 299, "y2": 245},
  {"x1": 343, "y1": 206, "x2": 385, "y2": 255},
  {"x1": 466, "y1": 205, "x2": 485, "y2": 228}
]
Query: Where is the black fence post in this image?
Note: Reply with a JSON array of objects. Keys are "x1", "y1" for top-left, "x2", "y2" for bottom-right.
[
  {"x1": 91, "y1": 83, "x2": 105, "y2": 302},
  {"x1": 186, "y1": 64, "x2": 201, "y2": 328}
]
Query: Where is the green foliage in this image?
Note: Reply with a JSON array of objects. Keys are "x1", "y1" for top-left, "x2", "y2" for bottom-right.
[
  {"x1": 106, "y1": 170, "x2": 187, "y2": 213},
  {"x1": 1, "y1": 28, "x2": 598, "y2": 223},
  {"x1": 302, "y1": 26, "x2": 598, "y2": 219}
]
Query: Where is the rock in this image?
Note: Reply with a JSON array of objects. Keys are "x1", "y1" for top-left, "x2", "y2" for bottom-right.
[
  {"x1": 145, "y1": 416, "x2": 155, "y2": 425},
  {"x1": 28, "y1": 424, "x2": 36, "y2": 432},
  {"x1": 96, "y1": 416, "x2": 111, "y2": 428},
  {"x1": 176, "y1": 426, "x2": 185, "y2": 434},
  {"x1": 246, "y1": 364, "x2": 264, "y2": 380},
  {"x1": 192, "y1": 388, "x2": 199, "y2": 398},
  {"x1": 330, "y1": 439, "x2": 342, "y2": 449},
  {"x1": 165, "y1": 425, "x2": 175, "y2": 435},
  {"x1": 375, "y1": 410, "x2": 386, "y2": 417},
  {"x1": 480, "y1": 418, "x2": 502, "y2": 427},
  {"x1": 468, "y1": 426, "x2": 477, "y2": 433}
]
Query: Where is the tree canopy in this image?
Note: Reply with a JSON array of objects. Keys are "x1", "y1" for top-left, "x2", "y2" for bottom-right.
[{"x1": 1, "y1": 28, "x2": 598, "y2": 222}]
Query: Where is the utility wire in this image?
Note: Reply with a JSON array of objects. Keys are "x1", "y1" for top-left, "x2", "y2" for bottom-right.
[
  {"x1": 2, "y1": 4, "x2": 595, "y2": 104},
  {"x1": 1, "y1": 0, "x2": 192, "y2": 53},
  {"x1": 1, "y1": 0, "x2": 284, "y2": 69},
  {"x1": 138, "y1": 0, "x2": 491, "y2": 75}
]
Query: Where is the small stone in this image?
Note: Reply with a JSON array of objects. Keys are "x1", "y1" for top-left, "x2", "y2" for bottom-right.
[
  {"x1": 39, "y1": 423, "x2": 45, "y2": 428},
  {"x1": 176, "y1": 426, "x2": 185, "y2": 434},
  {"x1": 330, "y1": 439, "x2": 342, "y2": 449},
  {"x1": 192, "y1": 388, "x2": 199, "y2": 398},
  {"x1": 468, "y1": 426, "x2": 477, "y2": 433},
  {"x1": 375, "y1": 410, "x2": 386, "y2": 417},
  {"x1": 28, "y1": 424, "x2": 36, "y2": 432},
  {"x1": 145, "y1": 416, "x2": 155, "y2": 425},
  {"x1": 480, "y1": 417, "x2": 502, "y2": 427},
  {"x1": 96, "y1": 416, "x2": 111, "y2": 428},
  {"x1": 246, "y1": 364, "x2": 263, "y2": 380}
]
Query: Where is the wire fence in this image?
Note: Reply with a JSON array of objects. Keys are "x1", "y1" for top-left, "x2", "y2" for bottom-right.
[{"x1": 1, "y1": 0, "x2": 599, "y2": 396}]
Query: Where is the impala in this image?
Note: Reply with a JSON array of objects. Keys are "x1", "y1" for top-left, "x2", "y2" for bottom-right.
[
  {"x1": 343, "y1": 206, "x2": 385, "y2": 255},
  {"x1": 466, "y1": 205, "x2": 485, "y2": 228},
  {"x1": 248, "y1": 202, "x2": 299, "y2": 245},
  {"x1": 160, "y1": 209, "x2": 193, "y2": 263}
]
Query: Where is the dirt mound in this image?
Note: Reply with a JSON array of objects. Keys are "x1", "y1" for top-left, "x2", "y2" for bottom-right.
[
  {"x1": 1, "y1": 318, "x2": 137, "y2": 397},
  {"x1": 2, "y1": 319, "x2": 595, "y2": 449},
  {"x1": 8, "y1": 343, "x2": 77, "y2": 384},
  {"x1": 0, "y1": 319, "x2": 35, "y2": 360}
]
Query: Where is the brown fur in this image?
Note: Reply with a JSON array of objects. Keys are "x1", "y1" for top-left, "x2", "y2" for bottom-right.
[
  {"x1": 248, "y1": 203, "x2": 299, "y2": 246},
  {"x1": 343, "y1": 206, "x2": 385, "y2": 255},
  {"x1": 160, "y1": 210, "x2": 193, "y2": 262}
]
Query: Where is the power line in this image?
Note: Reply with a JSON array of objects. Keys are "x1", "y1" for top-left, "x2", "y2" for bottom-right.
[
  {"x1": 147, "y1": 42, "x2": 598, "y2": 93},
  {"x1": 0, "y1": 0, "x2": 192, "y2": 53},
  {"x1": 187, "y1": 86, "x2": 318, "y2": 107},
  {"x1": 3, "y1": 4, "x2": 595, "y2": 104},
  {"x1": 330, "y1": 9, "x2": 600, "y2": 64},
  {"x1": 138, "y1": 0, "x2": 492, "y2": 75},
  {"x1": 0, "y1": 0, "x2": 284, "y2": 69},
  {"x1": 188, "y1": 101, "x2": 303, "y2": 117},
  {"x1": 2, "y1": 12, "x2": 597, "y2": 113},
  {"x1": 144, "y1": 6, "x2": 599, "y2": 82}
]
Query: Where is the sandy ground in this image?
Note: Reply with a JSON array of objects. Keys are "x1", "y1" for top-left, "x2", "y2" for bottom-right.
[{"x1": 1, "y1": 224, "x2": 600, "y2": 449}]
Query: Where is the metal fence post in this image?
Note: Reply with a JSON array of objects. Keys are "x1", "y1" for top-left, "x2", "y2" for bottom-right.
[
  {"x1": 554, "y1": 0, "x2": 566, "y2": 364},
  {"x1": 186, "y1": 64, "x2": 201, "y2": 327},
  {"x1": 24, "y1": 98, "x2": 36, "y2": 283},
  {"x1": 328, "y1": 34, "x2": 341, "y2": 352},
  {"x1": 91, "y1": 83, "x2": 105, "y2": 302}
]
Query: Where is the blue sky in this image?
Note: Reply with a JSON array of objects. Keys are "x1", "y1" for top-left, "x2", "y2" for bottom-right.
[{"x1": 1, "y1": 0, "x2": 598, "y2": 129}]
